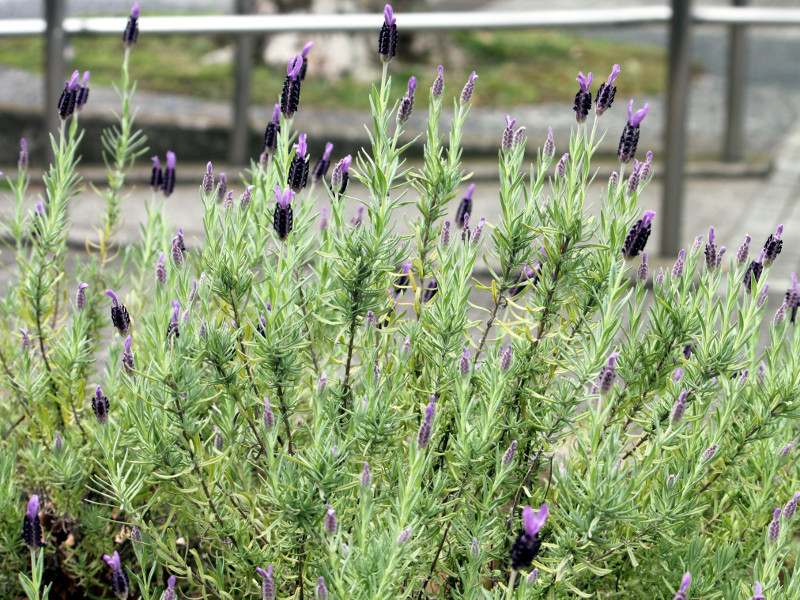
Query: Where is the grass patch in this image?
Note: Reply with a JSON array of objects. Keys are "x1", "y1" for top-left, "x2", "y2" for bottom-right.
[{"x1": 0, "y1": 29, "x2": 680, "y2": 109}]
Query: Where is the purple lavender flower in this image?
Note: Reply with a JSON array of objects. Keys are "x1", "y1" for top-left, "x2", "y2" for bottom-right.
[
  {"x1": 263, "y1": 104, "x2": 281, "y2": 155},
  {"x1": 543, "y1": 127, "x2": 555, "y2": 161},
  {"x1": 361, "y1": 462, "x2": 371, "y2": 489},
  {"x1": 162, "y1": 576, "x2": 177, "y2": 600},
  {"x1": 299, "y1": 41, "x2": 314, "y2": 80},
  {"x1": 750, "y1": 582, "x2": 766, "y2": 600},
  {"x1": 500, "y1": 345, "x2": 513, "y2": 371},
  {"x1": 595, "y1": 64, "x2": 620, "y2": 115},
  {"x1": 256, "y1": 566, "x2": 275, "y2": 600},
  {"x1": 323, "y1": 504, "x2": 338, "y2": 536},
  {"x1": 471, "y1": 537, "x2": 480, "y2": 558},
  {"x1": 122, "y1": 335, "x2": 135, "y2": 374},
  {"x1": 397, "y1": 76, "x2": 417, "y2": 125},
  {"x1": 280, "y1": 55, "x2": 303, "y2": 118},
  {"x1": 273, "y1": 186, "x2": 295, "y2": 240},
  {"x1": 637, "y1": 252, "x2": 648, "y2": 281},
  {"x1": 201, "y1": 162, "x2": 213, "y2": 193},
  {"x1": 76, "y1": 71, "x2": 90, "y2": 110},
  {"x1": 397, "y1": 526, "x2": 411, "y2": 544},
  {"x1": 103, "y1": 551, "x2": 129, "y2": 599},
  {"x1": 330, "y1": 155, "x2": 351, "y2": 198},
  {"x1": 573, "y1": 71, "x2": 593, "y2": 123},
  {"x1": 640, "y1": 150, "x2": 654, "y2": 181},
  {"x1": 123, "y1": 3, "x2": 139, "y2": 47},
  {"x1": 780, "y1": 441, "x2": 796, "y2": 459},
  {"x1": 423, "y1": 278, "x2": 438, "y2": 303},
  {"x1": 774, "y1": 302, "x2": 787, "y2": 326},
  {"x1": 460, "y1": 71, "x2": 478, "y2": 104},
  {"x1": 153, "y1": 253, "x2": 166, "y2": 286},
  {"x1": 106, "y1": 289, "x2": 131, "y2": 336},
  {"x1": 432, "y1": 65, "x2": 444, "y2": 97},
  {"x1": 556, "y1": 153, "x2": 568, "y2": 179},
  {"x1": 510, "y1": 262, "x2": 542, "y2": 297},
  {"x1": 318, "y1": 371, "x2": 328, "y2": 392},
  {"x1": 417, "y1": 401, "x2": 434, "y2": 449},
  {"x1": 149, "y1": 156, "x2": 163, "y2": 191},
  {"x1": 742, "y1": 249, "x2": 765, "y2": 294},
  {"x1": 57, "y1": 70, "x2": 80, "y2": 119},
  {"x1": 223, "y1": 191, "x2": 234, "y2": 211},
  {"x1": 378, "y1": 4, "x2": 398, "y2": 62},
  {"x1": 667, "y1": 474, "x2": 677, "y2": 488},
  {"x1": 609, "y1": 171, "x2": 619, "y2": 189},
  {"x1": 785, "y1": 492, "x2": 800, "y2": 521},
  {"x1": 22, "y1": 495, "x2": 43, "y2": 548},
  {"x1": 671, "y1": 389, "x2": 688, "y2": 424},
  {"x1": 262, "y1": 398, "x2": 275, "y2": 431},
  {"x1": 470, "y1": 217, "x2": 486, "y2": 245},
  {"x1": 526, "y1": 568, "x2": 539, "y2": 585},
  {"x1": 162, "y1": 151, "x2": 176, "y2": 197},
  {"x1": 736, "y1": 234, "x2": 751, "y2": 264},
  {"x1": 171, "y1": 235, "x2": 184, "y2": 267},
  {"x1": 288, "y1": 134, "x2": 310, "y2": 192},
  {"x1": 402, "y1": 335, "x2": 411, "y2": 353},
  {"x1": 621, "y1": 211, "x2": 655, "y2": 260},
  {"x1": 502, "y1": 115, "x2": 525, "y2": 152},
  {"x1": 768, "y1": 508, "x2": 781, "y2": 543},
  {"x1": 18, "y1": 328, "x2": 30, "y2": 351},
  {"x1": 672, "y1": 249, "x2": 686, "y2": 279},
  {"x1": 510, "y1": 504, "x2": 548, "y2": 570},
  {"x1": 618, "y1": 100, "x2": 649, "y2": 163},
  {"x1": 758, "y1": 282, "x2": 769, "y2": 308},
  {"x1": 167, "y1": 300, "x2": 180, "y2": 341},
  {"x1": 595, "y1": 352, "x2": 619, "y2": 395},
  {"x1": 217, "y1": 172, "x2": 228, "y2": 203},
  {"x1": 763, "y1": 224, "x2": 783, "y2": 266},
  {"x1": 241, "y1": 185, "x2": 254, "y2": 208},
  {"x1": 673, "y1": 368, "x2": 684, "y2": 382},
  {"x1": 459, "y1": 346, "x2": 471, "y2": 377},
  {"x1": 626, "y1": 160, "x2": 642, "y2": 195},
  {"x1": 701, "y1": 443, "x2": 718, "y2": 463},
  {"x1": 316, "y1": 576, "x2": 328, "y2": 600},
  {"x1": 672, "y1": 572, "x2": 691, "y2": 600},
  {"x1": 455, "y1": 184, "x2": 474, "y2": 228},
  {"x1": 785, "y1": 273, "x2": 800, "y2": 324},
  {"x1": 312, "y1": 142, "x2": 334, "y2": 183},
  {"x1": 92, "y1": 384, "x2": 110, "y2": 424},
  {"x1": 54, "y1": 430, "x2": 64, "y2": 452},
  {"x1": 440, "y1": 220, "x2": 451, "y2": 246},
  {"x1": 18, "y1": 138, "x2": 28, "y2": 171},
  {"x1": 503, "y1": 440, "x2": 517, "y2": 465}
]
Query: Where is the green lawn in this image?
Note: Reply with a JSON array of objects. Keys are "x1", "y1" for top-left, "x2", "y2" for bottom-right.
[{"x1": 0, "y1": 29, "x2": 679, "y2": 109}]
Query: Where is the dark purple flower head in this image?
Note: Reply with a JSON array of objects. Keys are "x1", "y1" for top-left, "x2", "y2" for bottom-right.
[
  {"x1": 273, "y1": 188, "x2": 295, "y2": 240},
  {"x1": 287, "y1": 54, "x2": 302, "y2": 80},
  {"x1": 574, "y1": 72, "x2": 593, "y2": 123},
  {"x1": 785, "y1": 273, "x2": 800, "y2": 323},
  {"x1": 618, "y1": 101, "x2": 649, "y2": 163},
  {"x1": 621, "y1": 211, "x2": 655, "y2": 260},
  {"x1": 256, "y1": 566, "x2": 275, "y2": 600},
  {"x1": 510, "y1": 262, "x2": 542, "y2": 297},
  {"x1": 432, "y1": 65, "x2": 444, "y2": 97},
  {"x1": 281, "y1": 56, "x2": 303, "y2": 118},
  {"x1": 743, "y1": 249, "x2": 766, "y2": 294},
  {"x1": 460, "y1": 71, "x2": 478, "y2": 104},
  {"x1": 331, "y1": 155, "x2": 352, "y2": 197},
  {"x1": 510, "y1": 504, "x2": 547, "y2": 570},
  {"x1": 93, "y1": 384, "x2": 110, "y2": 424},
  {"x1": 106, "y1": 289, "x2": 131, "y2": 335},
  {"x1": 423, "y1": 278, "x2": 438, "y2": 303},
  {"x1": 673, "y1": 572, "x2": 691, "y2": 600},
  {"x1": 57, "y1": 71, "x2": 81, "y2": 119},
  {"x1": 595, "y1": 352, "x2": 620, "y2": 395},
  {"x1": 150, "y1": 156, "x2": 163, "y2": 191},
  {"x1": 455, "y1": 184, "x2": 474, "y2": 228},
  {"x1": 76, "y1": 282, "x2": 89, "y2": 310},
  {"x1": 288, "y1": 135, "x2": 310, "y2": 192},
  {"x1": 263, "y1": 105, "x2": 281, "y2": 154},
  {"x1": 595, "y1": 64, "x2": 620, "y2": 115},
  {"x1": 299, "y1": 41, "x2": 314, "y2": 80},
  {"x1": 122, "y1": 335, "x2": 135, "y2": 374},
  {"x1": 763, "y1": 224, "x2": 784, "y2": 266},
  {"x1": 103, "y1": 551, "x2": 129, "y2": 599},
  {"x1": 76, "y1": 71, "x2": 91, "y2": 110},
  {"x1": 312, "y1": 142, "x2": 334, "y2": 183},
  {"x1": 22, "y1": 494, "x2": 43, "y2": 548},
  {"x1": 161, "y1": 151, "x2": 176, "y2": 197},
  {"x1": 378, "y1": 4, "x2": 398, "y2": 62},
  {"x1": 124, "y1": 3, "x2": 140, "y2": 47}
]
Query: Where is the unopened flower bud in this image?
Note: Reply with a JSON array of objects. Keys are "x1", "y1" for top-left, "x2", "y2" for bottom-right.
[
  {"x1": 324, "y1": 504, "x2": 337, "y2": 535},
  {"x1": 502, "y1": 440, "x2": 517, "y2": 465},
  {"x1": 460, "y1": 71, "x2": 478, "y2": 105},
  {"x1": 768, "y1": 508, "x2": 781, "y2": 543}
]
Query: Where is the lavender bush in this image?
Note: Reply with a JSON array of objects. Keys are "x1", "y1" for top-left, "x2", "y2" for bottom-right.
[{"x1": 1, "y1": 4, "x2": 800, "y2": 600}]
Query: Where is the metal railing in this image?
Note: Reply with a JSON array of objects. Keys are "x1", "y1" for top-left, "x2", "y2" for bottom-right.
[{"x1": 9, "y1": 1, "x2": 800, "y2": 254}]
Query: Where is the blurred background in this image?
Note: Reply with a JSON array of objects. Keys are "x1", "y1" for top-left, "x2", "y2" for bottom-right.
[{"x1": 0, "y1": 0, "x2": 799, "y2": 270}]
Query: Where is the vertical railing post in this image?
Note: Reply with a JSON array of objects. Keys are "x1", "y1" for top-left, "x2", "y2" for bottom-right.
[
  {"x1": 44, "y1": 0, "x2": 66, "y2": 147},
  {"x1": 722, "y1": 0, "x2": 747, "y2": 162},
  {"x1": 230, "y1": 0, "x2": 255, "y2": 165},
  {"x1": 660, "y1": 0, "x2": 693, "y2": 257}
]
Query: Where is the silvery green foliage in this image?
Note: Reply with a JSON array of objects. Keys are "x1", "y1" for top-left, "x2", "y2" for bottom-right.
[{"x1": 2, "y1": 12, "x2": 800, "y2": 600}]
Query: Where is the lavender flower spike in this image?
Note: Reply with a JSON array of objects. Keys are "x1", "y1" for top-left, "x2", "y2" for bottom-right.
[
  {"x1": 618, "y1": 100, "x2": 650, "y2": 163},
  {"x1": 202, "y1": 162, "x2": 213, "y2": 193},
  {"x1": 92, "y1": 384, "x2": 110, "y2": 424},
  {"x1": 22, "y1": 494, "x2": 43, "y2": 548},
  {"x1": 432, "y1": 65, "x2": 444, "y2": 97},
  {"x1": 417, "y1": 401, "x2": 435, "y2": 449},
  {"x1": 299, "y1": 41, "x2": 314, "y2": 80},
  {"x1": 510, "y1": 504, "x2": 547, "y2": 570},
  {"x1": 57, "y1": 70, "x2": 81, "y2": 119},
  {"x1": 779, "y1": 441, "x2": 796, "y2": 459},
  {"x1": 502, "y1": 440, "x2": 517, "y2": 465},
  {"x1": 163, "y1": 576, "x2": 177, "y2": 600},
  {"x1": 280, "y1": 55, "x2": 303, "y2": 118},
  {"x1": 621, "y1": 210, "x2": 655, "y2": 260},
  {"x1": 672, "y1": 249, "x2": 686, "y2": 279},
  {"x1": 18, "y1": 138, "x2": 28, "y2": 170},
  {"x1": 76, "y1": 70, "x2": 90, "y2": 110},
  {"x1": 743, "y1": 248, "x2": 766, "y2": 294},
  {"x1": 316, "y1": 576, "x2": 329, "y2": 600},
  {"x1": 750, "y1": 582, "x2": 766, "y2": 600},
  {"x1": 573, "y1": 71, "x2": 593, "y2": 123},
  {"x1": 543, "y1": 127, "x2": 555, "y2": 160},
  {"x1": 256, "y1": 566, "x2": 275, "y2": 600},
  {"x1": 637, "y1": 252, "x2": 648, "y2": 281},
  {"x1": 763, "y1": 224, "x2": 784, "y2": 266},
  {"x1": 167, "y1": 300, "x2": 180, "y2": 341},
  {"x1": 378, "y1": 4, "x2": 398, "y2": 62},
  {"x1": 595, "y1": 64, "x2": 620, "y2": 115},
  {"x1": 768, "y1": 507, "x2": 781, "y2": 543},
  {"x1": 324, "y1": 504, "x2": 338, "y2": 535},
  {"x1": 736, "y1": 234, "x2": 751, "y2": 264},
  {"x1": 671, "y1": 389, "x2": 689, "y2": 424},
  {"x1": 288, "y1": 133, "x2": 309, "y2": 192},
  {"x1": 701, "y1": 443, "x2": 718, "y2": 462},
  {"x1": 103, "y1": 551, "x2": 130, "y2": 599},
  {"x1": 162, "y1": 151, "x2": 176, "y2": 197},
  {"x1": 459, "y1": 346, "x2": 471, "y2": 377},
  {"x1": 273, "y1": 186, "x2": 296, "y2": 240},
  {"x1": 455, "y1": 184, "x2": 474, "y2": 228},
  {"x1": 673, "y1": 572, "x2": 691, "y2": 600},
  {"x1": 122, "y1": 335, "x2": 135, "y2": 374},
  {"x1": 784, "y1": 491, "x2": 800, "y2": 520},
  {"x1": 460, "y1": 71, "x2": 478, "y2": 104},
  {"x1": 397, "y1": 76, "x2": 417, "y2": 125},
  {"x1": 330, "y1": 155, "x2": 352, "y2": 197},
  {"x1": 123, "y1": 3, "x2": 140, "y2": 47},
  {"x1": 106, "y1": 289, "x2": 131, "y2": 335},
  {"x1": 76, "y1": 281, "x2": 89, "y2": 310},
  {"x1": 263, "y1": 104, "x2": 281, "y2": 155},
  {"x1": 502, "y1": 115, "x2": 516, "y2": 152},
  {"x1": 596, "y1": 352, "x2": 620, "y2": 395},
  {"x1": 312, "y1": 142, "x2": 334, "y2": 183},
  {"x1": 785, "y1": 273, "x2": 800, "y2": 323}
]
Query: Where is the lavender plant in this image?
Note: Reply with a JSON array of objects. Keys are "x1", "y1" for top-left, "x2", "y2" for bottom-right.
[{"x1": 2, "y1": 4, "x2": 800, "y2": 600}]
